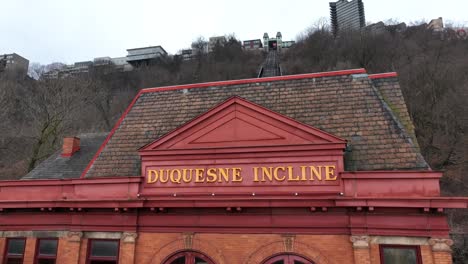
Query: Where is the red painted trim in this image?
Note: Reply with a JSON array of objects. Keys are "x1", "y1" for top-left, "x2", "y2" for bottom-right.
[
  {"x1": 0, "y1": 196, "x2": 465, "y2": 210},
  {"x1": 0, "y1": 208, "x2": 452, "y2": 237},
  {"x1": 80, "y1": 90, "x2": 144, "y2": 178},
  {"x1": 369, "y1": 72, "x2": 398, "y2": 79},
  {"x1": 81, "y1": 69, "x2": 365, "y2": 178},
  {"x1": 341, "y1": 171, "x2": 442, "y2": 179},
  {"x1": 141, "y1": 68, "x2": 366, "y2": 93}
]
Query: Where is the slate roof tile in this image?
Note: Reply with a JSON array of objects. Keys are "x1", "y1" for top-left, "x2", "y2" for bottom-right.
[
  {"x1": 23, "y1": 133, "x2": 107, "y2": 179},
  {"x1": 84, "y1": 71, "x2": 429, "y2": 178}
]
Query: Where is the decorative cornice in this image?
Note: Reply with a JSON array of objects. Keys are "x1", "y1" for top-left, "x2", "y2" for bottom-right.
[
  {"x1": 429, "y1": 238, "x2": 454, "y2": 252},
  {"x1": 282, "y1": 234, "x2": 296, "y2": 252},
  {"x1": 122, "y1": 232, "x2": 138, "y2": 243},
  {"x1": 350, "y1": 235, "x2": 370, "y2": 249},
  {"x1": 183, "y1": 232, "x2": 194, "y2": 249},
  {"x1": 67, "y1": 231, "x2": 83, "y2": 242}
]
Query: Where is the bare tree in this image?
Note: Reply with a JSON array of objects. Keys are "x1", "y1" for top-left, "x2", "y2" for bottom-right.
[{"x1": 24, "y1": 78, "x2": 90, "y2": 170}]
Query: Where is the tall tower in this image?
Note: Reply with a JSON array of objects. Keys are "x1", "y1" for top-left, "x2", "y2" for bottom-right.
[
  {"x1": 263, "y1": 33, "x2": 269, "y2": 52},
  {"x1": 276, "y1": 32, "x2": 282, "y2": 52},
  {"x1": 329, "y1": 0, "x2": 365, "y2": 36}
]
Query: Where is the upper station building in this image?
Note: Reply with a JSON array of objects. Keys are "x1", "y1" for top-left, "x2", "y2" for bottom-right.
[
  {"x1": 0, "y1": 69, "x2": 467, "y2": 264},
  {"x1": 262, "y1": 32, "x2": 295, "y2": 52},
  {"x1": 330, "y1": 0, "x2": 366, "y2": 36}
]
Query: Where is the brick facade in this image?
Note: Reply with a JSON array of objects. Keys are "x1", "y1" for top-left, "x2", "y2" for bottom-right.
[
  {"x1": 432, "y1": 252, "x2": 453, "y2": 264},
  {"x1": 0, "y1": 232, "x2": 456, "y2": 264}
]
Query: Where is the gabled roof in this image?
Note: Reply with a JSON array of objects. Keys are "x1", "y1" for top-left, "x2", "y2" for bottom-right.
[
  {"x1": 139, "y1": 96, "x2": 346, "y2": 152},
  {"x1": 83, "y1": 69, "x2": 429, "y2": 178}
]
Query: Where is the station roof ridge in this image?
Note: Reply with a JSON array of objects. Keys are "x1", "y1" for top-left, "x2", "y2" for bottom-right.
[
  {"x1": 368, "y1": 72, "x2": 398, "y2": 79},
  {"x1": 140, "y1": 68, "x2": 367, "y2": 94}
]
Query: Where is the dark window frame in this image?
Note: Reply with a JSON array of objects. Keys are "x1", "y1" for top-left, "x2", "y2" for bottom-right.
[
  {"x1": 262, "y1": 253, "x2": 315, "y2": 264},
  {"x1": 3, "y1": 237, "x2": 27, "y2": 264},
  {"x1": 34, "y1": 238, "x2": 59, "y2": 264},
  {"x1": 379, "y1": 244, "x2": 422, "y2": 264},
  {"x1": 162, "y1": 250, "x2": 216, "y2": 264},
  {"x1": 86, "y1": 239, "x2": 120, "y2": 264}
]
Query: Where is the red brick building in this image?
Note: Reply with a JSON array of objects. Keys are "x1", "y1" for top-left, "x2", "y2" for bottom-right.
[{"x1": 1, "y1": 69, "x2": 467, "y2": 264}]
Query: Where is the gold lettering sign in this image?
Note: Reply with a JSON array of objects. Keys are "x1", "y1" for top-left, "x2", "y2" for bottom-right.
[{"x1": 146, "y1": 165, "x2": 338, "y2": 184}]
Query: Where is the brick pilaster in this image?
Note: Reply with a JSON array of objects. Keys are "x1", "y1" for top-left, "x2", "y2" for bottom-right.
[
  {"x1": 0, "y1": 238, "x2": 5, "y2": 262},
  {"x1": 429, "y1": 238, "x2": 453, "y2": 264},
  {"x1": 349, "y1": 236, "x2": 371, "y2": 264},
  {"x1": 119, "y1": 232, "x2": 137, "y2": 264},
  {"x1": 23, "y1": 237, "x2": 36, "y2": 264},
  {"x1": 350, "y1": 235, "x2": 371, "y2": 264},
  {"x1": 56, "y1": 231, "x2": 83, "y2": 264}
]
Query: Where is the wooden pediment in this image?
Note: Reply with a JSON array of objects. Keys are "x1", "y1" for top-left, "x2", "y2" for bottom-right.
[{"x1": 139, "y1": 97, "x2": 346, "y2": 151}]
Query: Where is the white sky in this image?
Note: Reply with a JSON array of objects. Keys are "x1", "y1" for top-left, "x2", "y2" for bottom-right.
[{"x1": 1, "y1": 0, "x2": 467, "y2": 65}]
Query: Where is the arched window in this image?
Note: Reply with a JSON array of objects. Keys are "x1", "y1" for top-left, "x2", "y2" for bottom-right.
[
  {"x1": 162, "y1": 251, "x2": 215, "y2": 264},
  {"x1": 262, "y1": 254, "x2": 315, "y2": 264}
]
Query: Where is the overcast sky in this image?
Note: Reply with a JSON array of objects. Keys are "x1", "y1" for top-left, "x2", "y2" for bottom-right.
[{"x1": 1, "y1": 0, "x2": 467, "y2": 65}]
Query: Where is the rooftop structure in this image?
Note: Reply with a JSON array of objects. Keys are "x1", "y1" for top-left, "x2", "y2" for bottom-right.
[{"x1": 330, "y1": 0, "x2": 366, "y2": 36}]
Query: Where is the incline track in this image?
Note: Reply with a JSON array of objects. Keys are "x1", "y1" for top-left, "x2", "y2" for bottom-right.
[{"x1": 258, "y1": 51, "x2": 281, "y2": 77}]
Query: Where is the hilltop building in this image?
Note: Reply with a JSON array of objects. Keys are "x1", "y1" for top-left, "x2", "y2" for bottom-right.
[
  {"x1": 262, "y1": 32, "x2": 295, "y2": 52},
  {"x1": 126, "y1": 46, "x2": 167, "y2": 66},
  {"x1": 1, "y1": 68, "x2": 467, "y2": 264},
  {"x1": 424, "y1": 17, "x2": 468, "y2": 40},
  {"x1": 0, "y1": 53, "x2": 29, "y2": 74},
  {"x1": 179, "y1": 49, "x2": 194, "y2": 61},
  {"x1": 39, "y1": 45, "x2": 165, "y2": 79},
  {"x1": 42, "y1": 58, "x2": 133, "y2": 79},
  {"x1": 366, "y1": 21, "x2": 407, "y2": 35},
  {"x1": 243, "y1": 39, "x2": 263, "y2": 50},
  {"x1": 427, "y1": 17, "x2": 444, "y2": 32},
  {"x1": 42, "y1": 52, "x2": 138, "y2": 79},
  {"x1": 330, "y1": 0, "x2": 366, "y2": 36}
]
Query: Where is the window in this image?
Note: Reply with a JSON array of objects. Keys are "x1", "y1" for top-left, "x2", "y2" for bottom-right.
[
  {"x1": 163, "y1": 251, "x2": 215, "y2": 264},
  {"x1": 262, "y1": 254, "x2": 314, "y2": 264},
  {"x1": 3, "y1": 238, "x2": 26, "y2": 264},
  {"x1": 380, "y1": 245, "x2": 422, "y2": 264},
  {"x1": 86, "y1": 239, "x2": 119, "y2": 264},
  {"x1": 35, "y1": 239, "x2": 58, "y2": 264}
]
